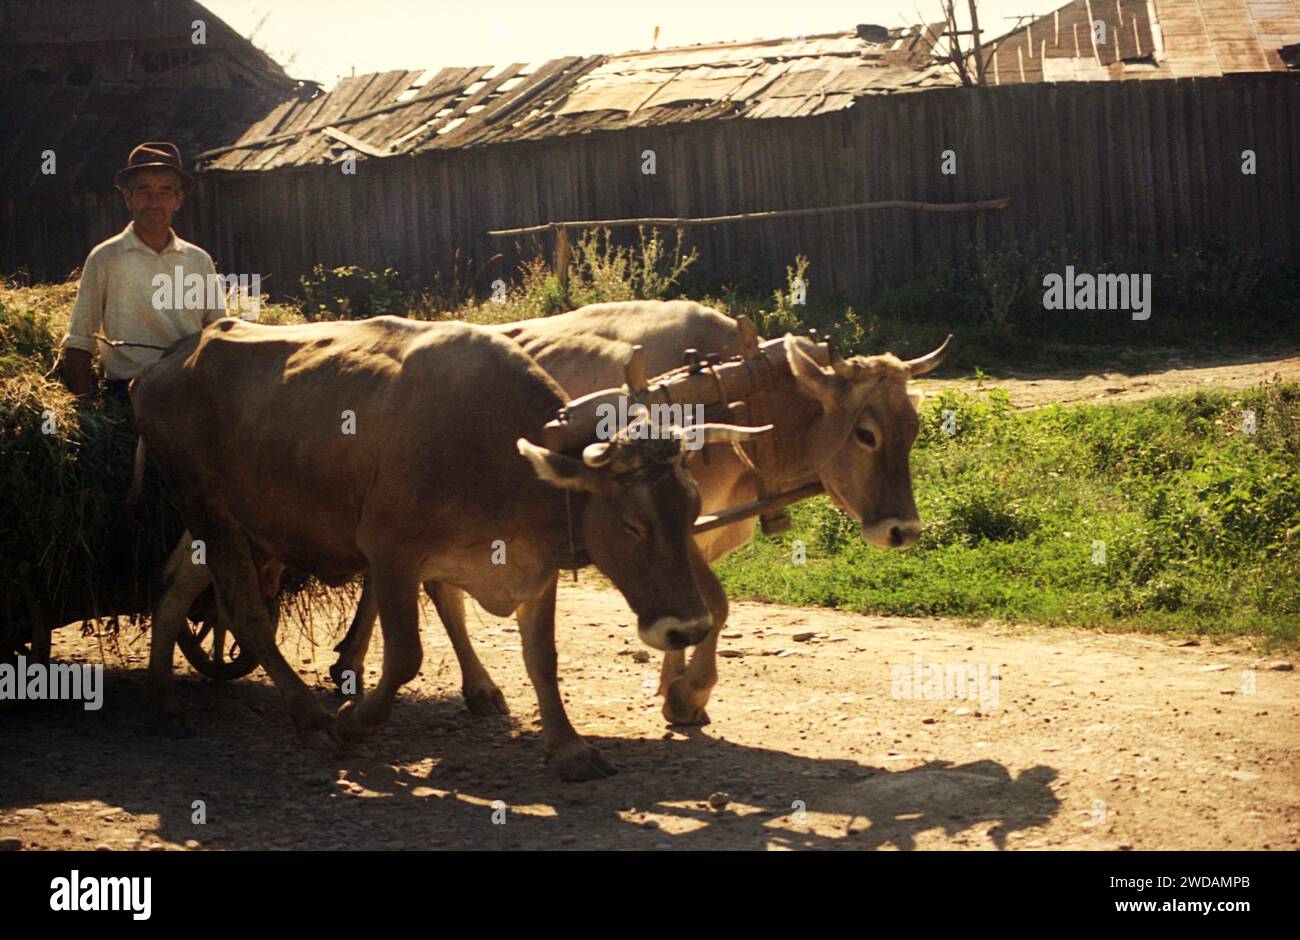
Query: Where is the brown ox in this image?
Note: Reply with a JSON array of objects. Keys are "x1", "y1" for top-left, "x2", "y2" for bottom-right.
[
  {"x1": 332, "y1": 301, "x2": 950, "y2": 724},
  {"x1": 131, "y1": 315, "x2": 767, "y2": 780}
]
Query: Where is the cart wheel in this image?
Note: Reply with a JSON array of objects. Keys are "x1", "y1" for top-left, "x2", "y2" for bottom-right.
[{"x1": 179, "y1": 594, "x2": 280, "y2": 681}]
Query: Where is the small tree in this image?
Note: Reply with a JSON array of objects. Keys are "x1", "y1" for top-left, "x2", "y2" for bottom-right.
[{"x1": 924, "y1": 0, "x2": 1032, "y2": 87}]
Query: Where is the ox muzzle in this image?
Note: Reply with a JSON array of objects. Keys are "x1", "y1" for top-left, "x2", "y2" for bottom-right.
[
  {"x1": 638, "y1": 614, "x2": 713, "y2": 651},
  {"x1": 862, "y1": 517, "x2": 922, "y2": 549}
]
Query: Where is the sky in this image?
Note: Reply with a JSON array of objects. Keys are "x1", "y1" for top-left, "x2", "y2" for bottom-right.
[{"x1": 203, "y1": 0, "x2": 1067, "y2": 89}]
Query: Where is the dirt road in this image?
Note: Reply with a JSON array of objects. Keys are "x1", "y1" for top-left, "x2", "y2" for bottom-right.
[
  {"x1": 921, "y1": 348, "x2": 1300, "y2": 409},
  {"x1": 2, "y1": 582, "x2": 1296, "y2": 851},
  {"x1": 4, "y1": 350, "x2": 1297, "y2": 851}
]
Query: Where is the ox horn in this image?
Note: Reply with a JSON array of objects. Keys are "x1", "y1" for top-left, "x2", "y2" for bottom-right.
[
  {"x1": 582, "y1": 441, "x2": 612, "y2": 467},
  {"x1": 828, "y1": 343, "x2": 855, "y2": 379},
  {"x1": 904, "y1": 334, "x2": 954, "y2": 377},
  {"x1": 693, "y1": 422, "x2": 775, "y2": 445}
]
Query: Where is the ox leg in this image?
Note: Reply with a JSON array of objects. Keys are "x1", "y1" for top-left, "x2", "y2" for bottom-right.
[
  {"x1": 329, "y1": 579, "x2": 505, "y2": 715},
  {"x1": 427, "y1": 582, "x2": 508, "y2": 716},
  {"x1": 662, "y1": 542, "x2": 727, "y2": 726},
  {"x1": 146, "y1": 531, "x2": 211, "y2": 735},
  {"x1": 656, "y1": 650, "x2": 686, "y2": 697},
  {"x1": 186, "y1": 502, "x2": 335, "y2": 748},
  {"x1": 517, "y1": 575, "x2": 614, "y2": 781},
  {"x1": 336, "y1": 559, "x2": 422, "y2": 740},
  {"x1": 330, "y1": 574, "x2": 378, "y2": 696}
]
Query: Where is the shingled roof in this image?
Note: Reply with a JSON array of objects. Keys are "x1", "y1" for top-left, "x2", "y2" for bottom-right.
[
  {"x1": 197, "y1": 25, "x2": 956, "y2": 173},
  {"x1": 980, "y1": 0, "x2": 1300, "y2": 83}
]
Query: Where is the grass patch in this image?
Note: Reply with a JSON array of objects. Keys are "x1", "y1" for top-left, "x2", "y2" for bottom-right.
[{"x1": 716, "y1": 381, "x2": 1300, "y2": 647}]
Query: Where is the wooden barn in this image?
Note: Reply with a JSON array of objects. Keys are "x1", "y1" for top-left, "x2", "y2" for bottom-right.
[
  {"x1": 0, "y1": 0, "x2": 308, "y2": 280},
  {"x1": 190, "y1": 0, "x2": 1300, "y2": 302},
  {"x1": 0, "y1": 0, "x2": 296, "y2": 89},
  {"x1": 5, "y1": 0, "x2": 1300, "y2": 300},
  {"x1": 190, "y1": 23, "x2": 963, "y2": 299}
]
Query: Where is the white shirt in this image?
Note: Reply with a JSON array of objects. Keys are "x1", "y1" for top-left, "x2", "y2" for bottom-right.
[{"x1": 62, "y1": 224, "x2": 227, "y2": 380}]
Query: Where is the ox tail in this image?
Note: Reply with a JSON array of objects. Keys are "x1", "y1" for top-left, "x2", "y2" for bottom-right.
[{"x1": 124, "y1": 436, "x2": 147, "y2": 521}]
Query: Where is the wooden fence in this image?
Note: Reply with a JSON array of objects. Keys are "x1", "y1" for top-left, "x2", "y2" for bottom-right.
[{"x1": 7, "y1": 73, "x2": 1298, "y2": 299}]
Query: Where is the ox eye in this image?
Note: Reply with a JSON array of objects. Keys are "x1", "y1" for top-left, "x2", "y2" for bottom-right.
[
  {"x1": 622, "y1": 519, "x2": 648, "y2": 540},
  {"x1": 855, "y1": 428, "x2": 878, "y2": 448}
]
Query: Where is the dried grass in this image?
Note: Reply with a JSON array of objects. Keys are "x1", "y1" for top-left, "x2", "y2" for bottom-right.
[{"x1": 0, "y1": 277, "x2": 352, "y2": 658}]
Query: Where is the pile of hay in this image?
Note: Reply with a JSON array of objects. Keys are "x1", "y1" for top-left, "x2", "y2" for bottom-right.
[
  {"x1": 0, "y1": 279, "x2": 356, "y2": 657},
  {"x1": 0, "y1": 281, "x2": 183, "y2": 651}
]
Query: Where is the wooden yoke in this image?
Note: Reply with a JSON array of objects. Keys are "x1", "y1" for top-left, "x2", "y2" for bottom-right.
[
  {"x1": 734, "y1": 317, "x2": 790, "y2": 535},
  {"x1": 541, "y1": 317, "x2": 789, "y2": 454},
  {"x1": 539, "y1": 317, "x2": 837, "y2": 540}
]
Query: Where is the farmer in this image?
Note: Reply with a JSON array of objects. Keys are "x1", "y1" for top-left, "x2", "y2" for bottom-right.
[{"x1": 61, "y1": 142, "x2": 227, "y2": 403}]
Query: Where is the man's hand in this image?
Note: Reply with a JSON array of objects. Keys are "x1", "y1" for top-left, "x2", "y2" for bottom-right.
[{"x1": 61, "y1": 348, "x2": 98, "y2": 399}]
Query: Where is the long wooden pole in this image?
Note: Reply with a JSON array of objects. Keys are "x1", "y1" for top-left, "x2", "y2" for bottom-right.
[
  {"x1": 967, "y1": 0, "x2": 986, "y2": 84},
  {"x1": 694, "y1": 482, "x2": 825, "y2": 534},
  {"x1": 488, "y1": 197, "x2": 1010, "y2": 237}
]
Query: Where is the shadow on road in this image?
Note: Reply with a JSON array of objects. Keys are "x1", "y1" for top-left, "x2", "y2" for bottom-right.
[{"x1": 0, "y1": 664, "x2": 1061, "y2": 850}]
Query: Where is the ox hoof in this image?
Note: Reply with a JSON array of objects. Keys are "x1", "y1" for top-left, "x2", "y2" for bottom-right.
[
  {"x1": 335, "y1": 699, "x2": 381, "y2": 742},
  {"x1": 294, "y1": 709, "x2": 339, "y2": 751},
  {"x1": 548, "y1": 740, "x2": 616, "y2": 782},
  {"x1": 463, "y1": 684, "x2": 509, "y2": 717},
  {"x1": 329, "y1": 662, "x2": 365, "y2": 697},
  {"x1": 662, "y1": 680, "x2": 712, "y2": 727}
]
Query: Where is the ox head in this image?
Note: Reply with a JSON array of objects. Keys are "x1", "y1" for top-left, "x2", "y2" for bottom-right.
[
  {"x1": 782, "y1": 333, "x2": 951, "y2": 549},
  {"x1": 518, "y1": 422, "x2": 771, "y2": 651}
]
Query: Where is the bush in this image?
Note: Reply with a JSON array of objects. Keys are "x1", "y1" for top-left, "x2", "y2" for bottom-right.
[
  {"x1": 298, "y1": 264, "x2": 406, "y2": 320},
  {"x1": 562, "y1": 226, "x2": 699, "y2": 308},
  {"x1": 702, "y1": 239, "x2": 1300, "y2": 375}
]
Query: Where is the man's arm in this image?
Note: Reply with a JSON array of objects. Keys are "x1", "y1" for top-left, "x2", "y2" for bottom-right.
[
  {"x1": 60, "y1": 252, "x2": 105, "y2": 399},
  {"x1": 62, "y1": 348, "x2": 97, "y2": 398}
]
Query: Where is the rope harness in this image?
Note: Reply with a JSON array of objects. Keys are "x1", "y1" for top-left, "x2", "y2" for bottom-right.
[
  {"x1": 92, "y1": 332, "x2": 171, "y2": 351},
  {"x1": 558, "y1": 489, "x2": 585, "y2": 579}
]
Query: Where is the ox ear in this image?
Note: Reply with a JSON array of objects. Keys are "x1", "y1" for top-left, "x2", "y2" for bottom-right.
[
  {"x1": 517, "y1": 438, "x2": 599, "y2": 493},
  {"x1": 908, "y1": 388, "x2": 925, "y2": 412},
  {"x1": 784, "y1": 334, "x2": 841, "y2": 410}
]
